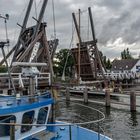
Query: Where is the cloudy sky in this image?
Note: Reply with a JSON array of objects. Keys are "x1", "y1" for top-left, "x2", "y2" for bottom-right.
[{"x1": 0, "y1": 0, "x2": 140, "y2": 60}]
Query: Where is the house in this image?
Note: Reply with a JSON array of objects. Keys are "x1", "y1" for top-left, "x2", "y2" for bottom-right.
[
  {"x1": 110, "y1": 59, "x2": 140, "y2": 79},
  {"x1": 111, "y1": 59, "x2": 140, "y2": 73}
]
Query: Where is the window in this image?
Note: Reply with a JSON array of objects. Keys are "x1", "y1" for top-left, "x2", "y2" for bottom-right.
[
  {"x1": 0, "y1": 115, "x2": 16, "y2": 137},
  {"x1": 36, "y1": 107, "x2": 48, "y2": 127},
  {"x1": 21, "y1": 111, "x2": 35, "y2": 133}
]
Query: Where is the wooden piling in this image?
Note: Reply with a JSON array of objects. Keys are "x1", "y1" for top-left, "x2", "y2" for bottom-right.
[
  {"x1": 130, "y1": 91, "x2": 136, "y2": 112},
  {"x1": 83, "y1": 88, "x2": 88, "y2": 103},
  {"x1": 66, "y1": 87, "x2": 70, "y2": 101},
  {"x1": 105, "y1": 89, "x2": 110, "y2": 107},
  {"x1": 10, "y1": 120, "x2": 15, "y2": 140}
]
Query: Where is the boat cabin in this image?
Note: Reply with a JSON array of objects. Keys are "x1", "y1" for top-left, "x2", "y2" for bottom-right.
[{"x1": 0, "y1": 92, "x2": 53, "y2": 140}]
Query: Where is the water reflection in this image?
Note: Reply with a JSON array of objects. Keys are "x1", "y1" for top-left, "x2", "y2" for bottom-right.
[
  {"x1": 130, "y1": 112, "x2": 138, "y2": 126},
  {"x1": 105, "y1": 107, "x2": 111, "y2": 117}
]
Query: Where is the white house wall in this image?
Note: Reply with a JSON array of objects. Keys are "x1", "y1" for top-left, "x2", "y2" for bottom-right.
[{"x1": 131, "y1": 60, "x2": 140, "y2": 73}]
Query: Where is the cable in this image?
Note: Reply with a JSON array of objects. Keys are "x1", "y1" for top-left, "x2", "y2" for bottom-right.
[
  {"x1": 0, "y1": 100, "x2": 105, "y2": 125},
  {"x1": 52, "y1": 0, "x2": 56, "y2": 39},
  {"x1": 61, "y1": 20, "x2": 75, "y2": 80},
  {"x1": 4, "y1": 18, "x2": 10, "y2": 64},
  {"x1": 34, "y1": 0, "x2": 38, "y2": 19},
  {"x1": 4, "y1": 19, "x2": 9, "y2": 43},
  {"x1": 87, "y1": 13, "x2": 90, "y2": 41}
]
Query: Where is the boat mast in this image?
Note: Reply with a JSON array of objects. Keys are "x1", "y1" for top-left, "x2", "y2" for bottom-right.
[{"x1": 0, "y1": 14, "x2": 16, "y2": 94}]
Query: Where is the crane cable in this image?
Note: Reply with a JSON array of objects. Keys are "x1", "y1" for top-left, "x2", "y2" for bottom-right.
[
  {"x1": 52, "y1": 0, "x2": 56, "y2": 39},
  {"x1": 4, "y1": 16, "x2": 10, "y2": 64},
  {"x1": 87, "y1": 13, "x2": 90, "y2": 41},
  {"x1": 34, "y1": 0, "x2": 38, "y2": 19},
  {"x1": 4, "y1": 19, "x2": 9, "y2": 43},
  {"x1": 61, "y1": 20, "x2": 75, "y2": 81}
]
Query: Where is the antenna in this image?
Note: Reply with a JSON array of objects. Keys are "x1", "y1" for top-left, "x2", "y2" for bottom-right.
[{"x1": 0, "y1": 14, "x2": 9, "y2": 43}]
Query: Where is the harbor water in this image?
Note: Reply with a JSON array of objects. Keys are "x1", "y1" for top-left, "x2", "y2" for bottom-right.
[{"x1": 55, "y1": 98, "x2": 140, "y2": 140}]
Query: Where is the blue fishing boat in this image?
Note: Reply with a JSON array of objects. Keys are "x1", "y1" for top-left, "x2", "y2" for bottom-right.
[{"x1": 0, "y1": 63, "x2": 111, "y2": 140}]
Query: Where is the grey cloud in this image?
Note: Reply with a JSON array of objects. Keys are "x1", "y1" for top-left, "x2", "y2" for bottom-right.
[
  {"x1": 96, "y1": 0, "x2": 124, "y2": 11},
  {"x1": 0, "y1": 0, "x2": 140, "y2": 59},
  {"x1": 99, "y1": 10, "x2": 131, "y2": 44}
]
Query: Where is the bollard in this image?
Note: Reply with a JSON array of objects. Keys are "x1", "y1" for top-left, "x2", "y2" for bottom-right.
[
  {"x1": 105, "y1": 89, "x2": 110, "y2": 107},
  {"x1": 83, "y1": 88, "x2": 88, "y2": 104},
  {"x1": 130, "y1": 92, "x2": 136, "y2": 112},
  {"x1": 66, "y1": 87, "x2": 70, "y2": 101},
  {"x1": 10, "y1": 120, "x2": 15, "y2": 140}
]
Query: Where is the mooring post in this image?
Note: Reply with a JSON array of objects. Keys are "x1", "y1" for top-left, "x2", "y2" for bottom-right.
[
  {"x1": 105, "y1": 89, "x2": 110, "y2": 107},
  {"x1": 10, "y1": 120, "x2": 15, "y2": 140},
  {"x1": 66, "y1": 87, "x2": 70, "y2": 101},
  {"x1": 83, "y1": 87, "x2": 88, "y2": 104},
  {"x1": 130, "y1": 91, "x2": 136, "y2": 112}
]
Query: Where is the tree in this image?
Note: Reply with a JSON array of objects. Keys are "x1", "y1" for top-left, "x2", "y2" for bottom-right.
[
  {"x1": 121, "y1": 48, "x2": 133, "y2": 59},
  {"x1": 99, "y1": 51, "x2": 112, "y2": 70},
  {"x1": 106, "y1": 59, "x2": 112, "y2": 69},
  {"x1": 0, "y1": 65, "x2": 7, "y2": 73},
  {"x1": 53, "y1": 49, "x2": 74, "y2": 77}
]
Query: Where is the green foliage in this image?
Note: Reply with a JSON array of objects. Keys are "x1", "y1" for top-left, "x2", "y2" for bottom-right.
[
  {"x1": 53, "y1": 49, "x2": 74, "y2": 77},
  {"x1": 121, "y1": 48, "x2": 133, "y2": 59},
  {"x1": 100, "y1": 51, "x2": 112, "y2": 70},
  {"x1": 0, "y1": 65, "x2": 7, "y2": 73},
  {"x1": 106, "y1": 58, "x2": 112, "y2": 69}
]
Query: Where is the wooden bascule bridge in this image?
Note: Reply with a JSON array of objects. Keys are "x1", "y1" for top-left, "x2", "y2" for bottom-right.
[
  {"x1": 71, "y1": 7, "x2": 139, "y2": 87},
  {"x1": 71, "y1": 7, "x2": 106, "y2": 83}
]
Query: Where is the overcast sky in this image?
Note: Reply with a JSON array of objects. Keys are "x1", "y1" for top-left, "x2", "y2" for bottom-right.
[{"x1": 0, "y1": 0, "x2": 140, "y2": 60}]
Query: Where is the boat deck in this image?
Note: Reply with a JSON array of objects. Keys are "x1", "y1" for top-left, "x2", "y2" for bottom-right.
[
  {"x1": 31, "y1": 122, "x2": 111, "y2": 140},
  {"x1": 49, "y1": 124, "x2": 111, "y2": 140}
]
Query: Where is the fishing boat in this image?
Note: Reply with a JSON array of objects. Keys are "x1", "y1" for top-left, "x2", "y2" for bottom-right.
[{"x1": 0, "y1": 62, "x2": 111, "y2": 140}]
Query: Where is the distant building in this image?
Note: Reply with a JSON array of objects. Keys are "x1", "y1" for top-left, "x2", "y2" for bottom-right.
[
  {"x1": 111, "y1": 59, "x2": 140, "y2": 73},
  {"x1": 97, "y1": 59, "x2": 140, "y2": 80},
  {"x1": 106, "y1": 59, "x2": 140, "y2": 80}
]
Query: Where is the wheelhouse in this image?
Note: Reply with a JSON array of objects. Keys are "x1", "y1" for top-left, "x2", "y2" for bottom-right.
[{"x1": 0, "y1": 92, "x2": 53, "y2": 140}]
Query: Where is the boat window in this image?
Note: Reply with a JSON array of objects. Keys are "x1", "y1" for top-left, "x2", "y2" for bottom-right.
[
  {"x1": 0, "y1": 115, "x2": 16, "y2": 137},
  {"x1": 21, "y1": 110, "x2": 35, "y2": 133},
  {"x1": 36, "y1": 107, "x2": 48, "y2": 127}
]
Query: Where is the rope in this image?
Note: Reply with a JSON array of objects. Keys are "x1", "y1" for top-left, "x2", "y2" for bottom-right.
[
  {"x1": 61, "y1": 20, "x2": 75, "y2": 80},
  {"x1": 0, "y1": 92, "x2": 50, "y2": 103},
  {"x1": 4, "y1": 19, "x2": 9, "y2": 43},
  {"x1": 0, "y1": 99, "x2": 106, "y2": 138},
  {"x1": 0, "y1": 100, "x2": 105, "y2": 126},
  {"x1": 6, "y1": 0, "x2": 28, "y2": 62},
  {"x1": 4, "y1": 18, "x2": 10, "y2": 64}
]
